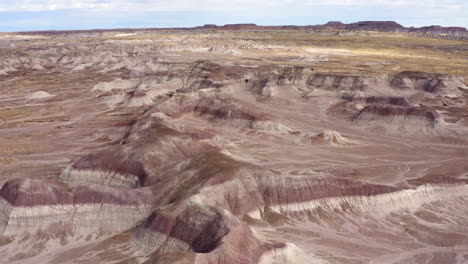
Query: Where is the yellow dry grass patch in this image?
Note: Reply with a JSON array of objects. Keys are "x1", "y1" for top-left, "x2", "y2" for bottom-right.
[
  {"x1": 0, "y1": 157, "x2": 19, "y2": 165},
  {"x1": 0, "y1": 144, "x2": 43, "y2": 154},
  {"x1": 0, "y1": 109, "x2": 29, "y2": 120},
  {"x1": 0, "y1": 135, "x2": 43, "y2": 155}
]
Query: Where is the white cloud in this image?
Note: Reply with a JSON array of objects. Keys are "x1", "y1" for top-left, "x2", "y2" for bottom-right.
[
  {"x1": 0, "y1": 0, "x2": 465, "y2": 12},
  {"x1": 6, "y1": 0, "x2": 111, "y2": 11},
  {"x1": 0, "y1": 0, "x2": 466, "y2": 30}
]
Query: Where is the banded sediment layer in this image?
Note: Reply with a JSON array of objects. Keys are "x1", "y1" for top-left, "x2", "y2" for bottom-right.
[{"x1": 0, "y1": 26, "x2": 467, "y2": 264}]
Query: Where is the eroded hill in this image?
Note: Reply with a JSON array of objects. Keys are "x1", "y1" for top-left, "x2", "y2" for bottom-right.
[{"x1": 0, "y1": 27, "x2": 468, "y2": 264}]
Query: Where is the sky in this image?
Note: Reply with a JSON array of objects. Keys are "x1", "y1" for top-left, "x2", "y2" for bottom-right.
[{"x1": 0, "y1": 0, "x2": 467, "y2": 32}]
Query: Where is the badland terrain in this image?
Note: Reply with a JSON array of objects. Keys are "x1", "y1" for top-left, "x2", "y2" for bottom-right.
[{"x1": 0, "y1": 21, "x2": 468, "y2": 264}]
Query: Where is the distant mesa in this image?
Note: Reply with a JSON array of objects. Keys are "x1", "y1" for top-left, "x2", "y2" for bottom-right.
[
  {"x1": 197, "y1": 24, "x2": 259, "y2": 30},
  {"x1": 324, "y1": 21, "x2": 345, "y2": 26},
  {"x1": 407, "y1": 25, "x2": 468, "y2": 38},
  {"x1": 322, "y1": 21, "x2": 404, "y2": 32},
  {"x1": 323, "y1": 21, "x2": 345, "y2": 28},
  {"x1": 195, "y1": 21, "x2": 468, "y2": 39},
  {"x1": 345, "y1": 21, "x2": 405, "y2": 32},
  {"x1": 199, "y1": 24, "x2": 218, "y2": 29},
  {"x1": 321, "y1": 21, "x2": 467, "y2": 39},
  {"x1": 222, "y1": 24, "x2": 258, "y2": 29},
  {"x1": 11, "y1": 21, "x2": 468, "y2": 39}
]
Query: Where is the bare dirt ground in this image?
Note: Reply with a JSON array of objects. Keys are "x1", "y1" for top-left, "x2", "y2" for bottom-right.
[{"x1": 0, "y1": 28, "x2": 467, "y2": 264}]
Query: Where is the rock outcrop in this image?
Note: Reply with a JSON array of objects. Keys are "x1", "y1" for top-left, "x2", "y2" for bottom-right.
[
  {"x1": 59, "y1": 149, "x2": 147, "y2": 188},
  {"x1": 390, "y1": 71, "x2": 467, "y2": 97},
  {"x1": 308, "y1": 130, "x2": 352, "y2": 145},
  {"x1": 344, "y1": 21, "x2": 405, "y2": 32},
  {"x1": 353, "y1": 105, "x2": 440, "y2": 128},
  {"x1": 320, "y1": 21, "x2": 468, "y2": 39},
  {"x1": 407, "y1": 25, "x2": 468, "y2": 40},
  {"x1": 306, "y1": 74, "x2": 376, "y2": 91},
  {"x1": 0, "y1": 178, "x2": 154, "y2": 236}
]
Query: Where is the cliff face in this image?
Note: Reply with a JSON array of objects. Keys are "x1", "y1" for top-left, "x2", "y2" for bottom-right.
[
  {"x1": 389, "y1": 71, "x2": 466, "y2": 97},
  {"x1": 407, "y1": 25, "x2": 468, "y2": 39},
  {"x1": 344, "y1": 21, "x2": 405, "y2": 32},
  {"x1": 322, "y1": 21, "x2": 405, "y2": 32},
  {"x1": 320, "y1": 21, "x2": 468, "y2": 39},
  {"x1": 0, "y1": 178, "x2": 155, "y2": 235},
  {"x1": 194, "y1": 21, "x2": 468, "y2": 39}
]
